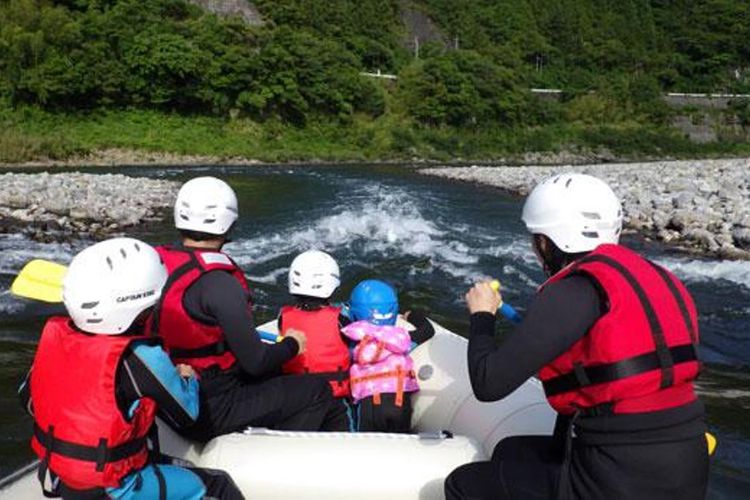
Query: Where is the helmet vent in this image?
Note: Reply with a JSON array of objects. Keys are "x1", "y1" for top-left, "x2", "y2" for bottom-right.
[
  {"x1": 582, "y1": 231, "x2": 599, "y2": 238},
  {"x1": 134, "y1": 242, "x2": 141, "y2": 252},
  {"x1": 206, "y1": 204, "x2": 217, "y2": 209},
  {"x1": 581, "y1": 212, "x2": 601, "y2": 220},
  {"x1": 106, "y1": 257, "x2": 113, "y2": 270},
  {"x1": 203, "y1": 218, "x2": 216, "y2": 224},
  {"x1": 565, "y1": 178, "x2": 572, "y2": 188},
  {"x1": 179, "y1": 214, "x2": 189, "y2": 221},
  {"x1": 81, "y1": 301, "x2": 99, "y2": 309},
  {"x1": 86, "y1": 318, "x2": 103, "y2": 324},
  {"x1": 120, "y1": 249, "x2": 127, "y2": 258}
]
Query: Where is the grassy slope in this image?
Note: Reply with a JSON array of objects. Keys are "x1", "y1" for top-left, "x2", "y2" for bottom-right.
[{"x1": 3, "y1": 106, "x2": 750, "y2": 164}]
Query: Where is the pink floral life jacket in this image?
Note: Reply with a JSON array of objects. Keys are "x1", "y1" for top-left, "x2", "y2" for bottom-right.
[{"x1": 342, "y1": 321, "x2": 419, "y2": 406}]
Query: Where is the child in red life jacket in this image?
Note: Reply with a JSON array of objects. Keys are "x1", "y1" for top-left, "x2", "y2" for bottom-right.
[
  {"x1": 277, "y1": 250, "x2": 352, "y2": 398},
  {"x1": 19, "y1": 238, "x2": 243, "y2": 500},
  {"x1": 344, "y1": 280, "x2": 435, "y2": 433}
]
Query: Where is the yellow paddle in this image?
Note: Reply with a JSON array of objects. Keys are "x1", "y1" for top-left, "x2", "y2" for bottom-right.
[
  {"x1": 10, "y1": 259, "x2": 67, "y2": 303},
  {"x1": 706, "y1": 432, "x2": 717, "y2": 456}
]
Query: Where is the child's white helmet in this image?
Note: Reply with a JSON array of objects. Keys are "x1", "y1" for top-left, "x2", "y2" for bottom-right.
[
  {"x1": 288, "y1": 250, "x2": 340, "y2": 299},
  {"x1": 63, "y1": 238, "x2": 167, "y2": 335},
  {"x1": 174, "y1": 177, "x2": 238, "y2": 235},
  {"x1": 522, "y1": 173, "x2": 622, "y2": 253}
]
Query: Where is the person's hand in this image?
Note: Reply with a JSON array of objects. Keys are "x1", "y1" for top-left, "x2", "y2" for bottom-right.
[
  {"x1": 466, "y1": 281, "x2": 502, "y2": 314},
  {"x1": 284, "y1": 329, "x2": 307, "y2": 355},
  {"x1": 177, "y1": 364, "x2": 196, "y2": 379}
]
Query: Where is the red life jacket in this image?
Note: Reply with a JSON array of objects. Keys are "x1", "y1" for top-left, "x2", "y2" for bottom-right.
[
  {"x1": 538, "y1": 244, "x2": 700, "y2": 415},
  {"x1": 279, "y1": 305, "x2": 351, "y2": 397},
  {"x1": 30, "y1": 317, "x2": 156, "y2": 490},
  {"x1": 151, "y1": 245, "x2": 249, "y2": 374}
]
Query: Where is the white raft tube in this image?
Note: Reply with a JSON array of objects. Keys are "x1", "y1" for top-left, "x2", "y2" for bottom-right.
[{"x1": 1, "y1": 319, "x2": 555, "y2": 499}]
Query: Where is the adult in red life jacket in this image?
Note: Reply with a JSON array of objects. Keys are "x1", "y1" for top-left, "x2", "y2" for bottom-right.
[
  {"x1": 445, "y1": 174, "x2": 708, "y2": 500},
  {"x1": 151, "y1": 177, "x2": 348, "y2": 441},
  {"x1": 277, "y1": 250, "x2": 351, "y2": 398},
  {"x1": 19, "y1": 238, "x2": 243, "y2": 499}
]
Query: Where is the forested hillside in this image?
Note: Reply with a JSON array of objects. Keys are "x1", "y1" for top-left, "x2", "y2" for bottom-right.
[{"x1": 1, "y1": 0, "x2": 749, "y2": 162}]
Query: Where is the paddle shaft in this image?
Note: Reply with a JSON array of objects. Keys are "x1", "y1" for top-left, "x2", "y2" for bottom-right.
[{"x1": 489, "y1": 281, "x2": 522, "y2": 324}]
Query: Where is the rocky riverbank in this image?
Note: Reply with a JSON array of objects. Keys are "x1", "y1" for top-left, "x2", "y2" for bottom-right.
[
  {"x1": 0, "y1": 147, "x2": 617, "y2": 169},
  {"x1": 0, "y1": 172, "x2": 178, "y2": 242},
  {"x1": 421, "y1": 158, "x2": 750, "y2": 259}
]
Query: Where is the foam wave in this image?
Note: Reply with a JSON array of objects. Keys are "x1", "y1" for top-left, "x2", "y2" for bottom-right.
[
  {"x1": 226, "y1": 187, "x2": 481, "y2": 279},
  {"x1": 655, "y1": 257, "x2": 750, "y2": 289},
  {"x1": 0, "y1": 290, "x2": 24, "y2": 315},
  {"x1": 247, "y1": 267, "x2": 289, "y2": 285},
  {"x1": 0, "y1": 235, "x2": 80, "y2": 316},
  {"x1": 0, "y1": 234, "x2": 78, "y2": 276}
]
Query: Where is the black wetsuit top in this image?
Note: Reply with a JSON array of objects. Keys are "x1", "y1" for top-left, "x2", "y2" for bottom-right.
[
  {"x1": 468, "y1": 274, "x2": 705, "y2": 443},
  {"x1": 182, "y1": 270, "x2": 298, "y2": 378}
]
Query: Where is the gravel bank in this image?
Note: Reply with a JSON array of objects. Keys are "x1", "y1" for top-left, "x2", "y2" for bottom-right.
[
  {"x1": 421, "y1": 158, "x2": 750, "y2": 259},
  {"x1": 0, "y1": 172, "x2": 178, "y2": 242}
]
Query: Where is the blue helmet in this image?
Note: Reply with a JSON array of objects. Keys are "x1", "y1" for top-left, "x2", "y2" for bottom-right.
[{"x1": 349, "y1": 280, "x2": 399, "y2": 326}]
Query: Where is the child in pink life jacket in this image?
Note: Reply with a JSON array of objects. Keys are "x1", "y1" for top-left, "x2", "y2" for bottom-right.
[
  {"x1": 277, "y1": 250, "x2": 351, "y2": 398},
  {"x1": 343, "y1": 280, "x2": 426, "y2": 433}
]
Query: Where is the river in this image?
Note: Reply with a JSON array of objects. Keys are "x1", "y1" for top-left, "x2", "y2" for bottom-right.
[{"x1": 1, "y1": 165, "x2": 749, "y2": 496}]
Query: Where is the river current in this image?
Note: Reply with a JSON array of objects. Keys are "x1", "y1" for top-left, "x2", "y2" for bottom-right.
[{"x1": 1, "y1": 165, "x2": 748, "y2": 496}]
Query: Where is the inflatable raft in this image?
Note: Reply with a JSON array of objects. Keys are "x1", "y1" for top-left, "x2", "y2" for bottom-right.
[{"x1": 0, "y1": 319, "x2": 556, "y2": 499}]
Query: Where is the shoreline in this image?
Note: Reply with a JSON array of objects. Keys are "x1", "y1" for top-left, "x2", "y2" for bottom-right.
[
  {"x1": 420, "y1": 159, "x2": 750, "y2": 261},
  {"x1": 2, "y1": 147, "x2": 745, "y2": 170}
]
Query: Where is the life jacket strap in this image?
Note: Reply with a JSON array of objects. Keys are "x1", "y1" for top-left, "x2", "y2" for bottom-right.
[
  {"x1": 34, "y1": 424, "x2": 147, "y2": 468},
  {"x1": 574, "y1": 254, "x2": 677, "y2": 389},
  {"x1": 395, "y1": 366, "x2": 405, "y2": 408},
  {"x1": 355, "y1": 335, "x2": 387, "y2": 364},
  {"x1": 169, "y1": 340, "x2": 228, "y2": 359},
  {"x1": 150, "y1": 252, "x2": 200, "y2": 336},
  {"x1": 352, "y1": 368, "x2": 415, "y2": 407},
  {"x1": 543, "y1": 343, "x2": 697, "y2": 397}
]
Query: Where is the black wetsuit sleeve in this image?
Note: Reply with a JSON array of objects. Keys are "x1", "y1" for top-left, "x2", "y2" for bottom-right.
[
  {"x1": 117, "y1": 346, "x2": 199, "y2": 429},
  {"x1": 185, "y1": 271, "x2": 298, "y2": 377},
  {"x1": 404, "y1": 310, "x2": 435, "y2": 345},
  {"x1": 468, "y1": 275, "x2": 603, "y2": 402}
]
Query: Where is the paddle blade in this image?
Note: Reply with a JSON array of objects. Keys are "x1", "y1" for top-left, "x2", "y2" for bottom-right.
[
  {"x1": 10, "y1": 259, "x2": 67, "y2": 303},
  {"x1": 706, "y1": 432, "x2": 717, "y2": 456}
]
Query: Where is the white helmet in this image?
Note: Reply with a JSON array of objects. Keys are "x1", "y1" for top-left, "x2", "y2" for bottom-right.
[
  {"x1": 63, "y1": 238, "x2": 167, "y2": 335},
  {"x1": 522, "y1": 173, "x2": 622, "y2": 253},
  {"x1": 174, "y1": 177, "x2": 238, "y2": 235},
  {"x1": 288, "y1": 250, "x2": 340, "y2": 299}
]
